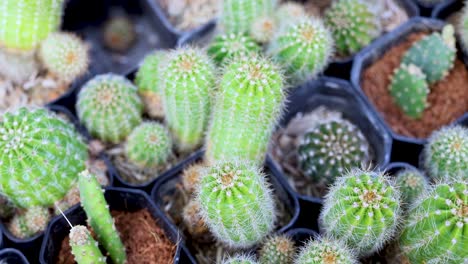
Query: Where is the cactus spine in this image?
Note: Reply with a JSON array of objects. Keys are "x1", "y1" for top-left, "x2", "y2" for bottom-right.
[
  {"x1": 69, "y1": 225, "x2": 106, "y2": 264},
  {"x1": 295, "y1": 237, "x2": 358, "y2": 264},
  {"x1": 207, "y1": 33, "x2": 261, "y2": 65},
  {"x1": 221, "y1": 0, "x2": 277, "y2": 34},
  {"x1": 259, "y1": 235, "x2": 295, "y2": 264},
  {"x1": 395, "y1": 168, "x2": 428, "y2": 207}
]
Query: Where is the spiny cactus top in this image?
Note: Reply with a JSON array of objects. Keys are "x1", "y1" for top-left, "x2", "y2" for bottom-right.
[
  {"x1": 223, "y1": 254, "x2": 259, "y2": 264},
  {"x1": 8, "y1": 206, "x2": 50, "y2": 239},
  {"x1": 275, "y1": 2, "x2": 307, "y2": 27},
  {"x1": 295, "y1": 237, "x2": 358, "y2": 264},
  {"x1": 69, "y1": 225, "x2": 106, "y2": 264},
  {"x1": 259, "y1": 235, "x2": 295, "y2": 264},
  {"x1": 250, "y1": 16, "x2": 277, "y2": 44},
  {"x1": 207, "y1": 33, "x2": 261, "y2": 65},
  {"x1": 221, "y1": 0, "x2": 277, "y2": 34},
  {"x1": 459, "y1": 5, "x2": 468, "y2": 52},
  {"x1": 319, "y1": 169, "x2": 401, "y2": 256},
  {"x1": 0, "y1": 107, "x2": 88, "y2": 208},
  {"x1": 324, "y1": 0, "x2": 379, "y2": 56},
  {"x1": 297, "y1": 119, "x2": 370, "y2": 185},
  {"x1": 399, "y1": 180, "x2": 467, "y2": 263},
  {"x1": 0, "y1": 0, "x2": 64, "y2": 51},
  {"x1": 76, "y1": 73, "x2": 143, "y2": 144},
  {"x1": 424, "y1": 126, "x2": 468, "y2": 181},
  {"x1": 196, "y1": 161, "x2": 276, "y2": 248},
  {"x1": 395, "y1": 168, "x2": 428, "y2": 207}
]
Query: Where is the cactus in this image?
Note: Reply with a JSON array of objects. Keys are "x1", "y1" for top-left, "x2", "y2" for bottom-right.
[
  {"x1": 39, "y1": 32, "x2": 89, "y2": 83},
  {"x1": 181, "y1": 163, "x2": 206, "y2": 194},
  {"x1": 223, "y1": 254, "x2": 259, "y2": 264},
  {"x1": 424, "y1": 126, "x2": 468, "y2": 181},
  {"x1": 401, "y1": 25, "x2": 456, "y2": 83},
  {"x1": 8, "y1": 206, "x2": 50, "y2": 238},
  {"x1": 250, "y1": 16, "x2": 277, "y2": 44},
  {"x1": 69, "y1": 225, "x2": 106, "y2": 264},
  {"x1": 295, "y1": 237, "x2": 358, "y2": 264},
  {"x1": 324, "y1": 0, "x2": 379, "y2": 56},
  {"x1": 102, "y1": 15, "x2": 136, "y2": 52},
  {"x1": 205, "y1": 55, "x2": 285, "y2": 165},
  {"x1": 399, "y1": 180, "x2": 467, "y2": 263},
  {"x1": 135, "y1": 51, "x2": 167, "y2": 118},
  {"x1": 395, "y1": 168, "x2": 428, "y2": 207},
  {"x1": 161, "y1": 47, "x2": 215, "y2": 152},
  {"x1": 78, "y1": 170, "x2": 126, "y2": 264},
  {"x1": 0, "y1": 49, "x2": 39, "y2": 84},
  {"x1": 76, "y1": 73, "x2": 143, "y2": 144},
  {"x1": 274, "y1": 2, "x2": 307, "y2": 27},
  {"x1": 388, "y1": 63, "x2": 429, "y2": 119},
  {"x1": 182, "y1": 199, "x2": 209, "y2": 239},
  {"x1": 196, "y1": 161, "x2": 276, "y2": 248},
  {"x1": 259, "y1": 235, "x2": 295, "y2": 264},
  {"x1": 207, "y1": 33, "x2": 261, "y2": 65},
  {"x1": 0, "y1": 107, "x2": 87, "y2": 208},
  {"x1": 297, "y1": 119, "x2": 370, "y2": 185},
  {"x1": 319, "y1": 169, "x2": 401, "y2": 256},
  {"x1": 459, "y1": 4, "x2": 468, "y2": 52},
  {"x1": 221, "y1": 0, "x2": 277, "y2": 34},
  {"x1": 124, "y1": 122, "x2": 171, "y2": 171},
  {"x1": 267, "y1": 17, "x2": 333, "y2": 83}
]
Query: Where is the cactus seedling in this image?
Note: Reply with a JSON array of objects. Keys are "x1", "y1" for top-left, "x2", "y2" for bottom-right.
[
  {"x1": 207, "y1": 33, "x2": 261, "y2": 65},
  {"x1": 395, "y1": 168, "x2": 428, "y2": 207},
  {"x1": 103, "y1": 15, "x2": 136, "y2": 53},
  {"x1": 399, "y1": 180, "x2": 467, "y2": 263},
  {"x1": 250, "y1": 16, "x2": 277, "y2": 44},
  {"x1": 182, "y1": 199, "x2": 209, "y2": 239},
  {"x1": 295, "y1": 237, "x2": 358, "y2": 264},
  {"x1": 259, "y1": 235, "x2": 295, "y2": 264},
  {"x1": 221, "y1": 0, "x2": 277, "y2": 34},
  {"x1": 69, "y1": 225, "x2": 106, "y2": 264},
  {"x1": 8, "y1": 206, "x2": 50, "y2": 239},
  {"x1": 76, "y1": 73, "x2": 143, "y2": 144},
  {"x1": 319, "y1": 169, "x2": 401, "y2": 256},
  {"x1": 223, "y1": 254, "x2": 259, "y2": 264}
]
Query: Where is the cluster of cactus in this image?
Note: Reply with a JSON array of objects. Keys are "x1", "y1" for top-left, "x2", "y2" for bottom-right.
[
  {"x1": 258, "y1": 235, "x2": 295, "y2": 264},
  {"x1": 295, "y1": 237, "x2": 358, "y2": 264}
]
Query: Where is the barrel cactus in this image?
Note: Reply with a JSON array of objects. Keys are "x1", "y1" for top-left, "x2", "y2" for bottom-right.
[
  {"x1": 220, "y1": 0, "x2": 277, "y2": 34},
  {"x1": 8, "y1": 206, "x2": 50, "y2": 238},
  {"x1": 295, "y1": 237, "x2": 358, "y2": 264},
  {"x1": 259, "y1": 235, "x2": 295, "y2": 264},
  {"x1": 69, "y1": 225, "x2": 106, "y2": 264},
  {"x1": 207, "y1": 33, "x2": 261, "y2": 65},
  {"x1": 223, "y1": 254, "x2": 259, "y2": 264},
  {"x1": 250, "y1": 16, "x2": 277, "y2": 44},
  {"x1": 275, "y1": 2, "x2": 307, "y2": 27},
  {"x1": 395, "y1": 168, "x2": 428, "y2": 207}
]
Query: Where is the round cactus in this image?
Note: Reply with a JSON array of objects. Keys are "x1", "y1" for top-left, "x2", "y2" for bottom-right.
[
  {"x1": 207, "y1": 33, "x2": 261, "y2": 65},
  {"x1": 8, "y1": 206, "x2": 50, "y2": 239},
  {"x1": 458, "y1": 5, "x2": 468, "y2": 52},
  {"x1": 297, "y1": 119, "x2": 370, "y2": 184},
  {"x1": 196, "y1": 161, "x2": 276, "y2": 248},
  {"x1": 223, "y1": 254, "x2": 259, "y2": 264},
  {"x1": 221, "y1": 0, "x2": 277, "y2": 34},
  {"x1": 39, "y1": 32, "x2": 89, "y2": 83},
  {"x1": 0, "y1": 107, "x2": 88, "y2": 208},
  {"x1": 295, "y1": 237, "x2": 358, "y2": 264},
  {"x1": 102, "y1": 15, "x2": 136, "y2": 52},
  {"x1": 259, "y1": 235, "x2": 295, "y2": 264},
  {"x1": 250, "y1": 16, "x2": 277, "y2": 44},
  {"x1": 125, "y1": 122, "x2": 171, "y2": 170},
  {"x1": 69, "y1": 225, "x2": 106, "y2": 264},
  {"x1": 319, "y1": 169, "x2": 401, "y2": 256},
  {"x1": 324, "y1": 0, "x2": 379, "y2": 56},
  {"x1": 274, "y1": 2, "x2": 307, "y2": 27},
  {"x1": 424, "y1": 126, "x2": 468, "y2": 181},
  {"x1": 399, "y1": 180, "x2": 467, "y2": 263},
  {"x1": 401, "y1": 25, "x2": 456, "y2": 84},
  {"x1": 76, "y1": 73, "x2": 143, "y2": 144},
  {"x1": 395, "y1": 168, "x2": 428, "y2": 207},
  {"x1": 0, "y1": 49, "x2": 39, "y2": 84},
  {"x1": 181, "y1": 163, "x2": 206, "y2": 194},
  {"x1": 268, "y1": 17, "x2": 333, "y2": 83}
]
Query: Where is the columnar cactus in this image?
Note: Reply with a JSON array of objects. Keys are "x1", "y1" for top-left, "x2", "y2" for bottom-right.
[
  {"x1": 399, "y1": 180, "x2": 467, "y2": 263},
  {"x1": 78, "y1": 170, "x2": 126, "y2": 264},
  {"x1": 196, "y1": 162, "x2": 276, "y2": 248},
  {"x1": 223, "y1": 254, "x2": 259, "y2": 264},
  {"x1": 324, "y1": 0, "x2": 379, "y2": 56},
  {"x1": 221, "y1": 0, "x2": 277, "y2": 34},
  {"x1": 76, "y1": 73, "x2": 143, "y2": 144},
  {"x1": 297, "y1": 119, "x2": 370, "y2": 185},
  {"x1": 401, "y1": 25, "x2": 456, "y2": 83},
  {"x1": 69, "y1": 225, "x2": 106, "y2": 264},
  {"x1": 250, "y1": 16, "x2": 277, "y2": 44},
  {"x1": 0, "y1": 107, "x2": 88, "y2": 208},
  {"x1": 395, "y1": 168, "x2": 428, "y2": 207},
  {"x1": 205, "y1": 55, "x2": 285, "y2": 165},
  {"x1": 125, "y1": 122, "x2": 171, "y2": 170},
  {"x1": 259, "y1": 235, "x2": 295, "y2": 264},
  {"x1": 161, "y1": 47, "x2": 215, "y2": 152},
  {"x1": 319, "y1": 169, "x2": 401, "y2": 256},
  {"x1": 207, "y1": 33, "x2": 261, "y2": 65},
  {"x1": 424, "y1": 126, "x2": 468, "y2": 181},
  {"x1": 268, "y1": 17, "x2": 333, "y2": 83},
  {"x1": 8, "y1": 206, "x2": 50, "y2": 238},
  {"x1": 295, "y1": 237, "x2": 358, "y2": 264}
]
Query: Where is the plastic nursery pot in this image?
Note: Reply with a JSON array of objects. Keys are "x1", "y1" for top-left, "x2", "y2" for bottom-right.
[
  {"x1": 285, "y1": 228, "x2": 319, "y2": 247},
  {"x1": 0, "y1": 248, "x2": 30, "y2": 264},
  {"x1": 40, "y1": 187, "x2": 190, "y2": 264},
  {"x1": 417, "y1": 0, "x2": 454, "y2": 16}
]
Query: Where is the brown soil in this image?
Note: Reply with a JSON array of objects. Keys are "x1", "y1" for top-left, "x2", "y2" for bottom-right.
[
  {"x1": 361, "y1": 32, "x2": 468, "y2": 139},
  {"x1": 57, "y1": 209, "x2": 176, "y2": 264}
]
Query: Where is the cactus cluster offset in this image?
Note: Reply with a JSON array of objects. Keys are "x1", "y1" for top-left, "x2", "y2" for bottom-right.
[
  {"x1": 399, "y1": 180, "x2": 467, "y2": 263},
  {"x1": 0, "y1": 107, "x2": 88, "y2": 208},
  {"x1": 297, "y1": 119, "x2": 370, "y2": 185},
  {"x1": 319, "y1": 169, "x2": 401, "y2": 256},
  {"x1": 221, "y1": 0, "x2": 277, "y2": 34},
  {"x1": 8, "y1": 206, "x2": 50, "y2": 238},
  {"x1": 259, "y1": 235, "x2": 295, "y2": 264},
  {"x1": 69, "y1": 225, "x2": 106, "y2": 264},
  {"x1": 295, "y1": 237, "x2": 358, "y2": 264},
  {"x1": 395, "y1": 168, "x2": 428, "y2": 207},
  {"x1": 196, "y1": 162, "x2": 276, "y2": 248},
  {"x1": 207, "y1": 33, "x2": 260, "y2": 65},
  {"x1": 76, "y1": 73, "x2": 143, "y2": 144},
  {"x1": 223, "y1": 255, "x2": 259, "y2": 264}
]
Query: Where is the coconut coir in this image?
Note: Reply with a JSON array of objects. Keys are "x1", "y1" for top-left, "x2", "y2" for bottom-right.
[{"x1": 361, "y1": 32, "x2": 468, "y2": 139}]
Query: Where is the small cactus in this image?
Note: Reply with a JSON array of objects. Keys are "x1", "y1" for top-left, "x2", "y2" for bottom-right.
[
  {"x1": 319, "y1": 169, "x2": 401, "y2": 256},
  {"x1": 250, "y1": 16, "x2": 277, "y2": 44},
  {"x1": 8, "y1": 206, "x2": 50, "y2": 239},
  {"x1": 102, "y1": 15, "x2": 136, "y2": 52},
  {"x1": 458, "y1": 4, "x2": 468, "y2": 52},
  {"x1": 401, "y1": 25, "x2": 456, "y2": 83},
  {"x1": 395, "y1": 168, "x2": 428, "y2": 207},
  {"x1": 223, "y1": 254, "x2": 259, "y2": 264},
  {"x1": 324, "y1": 0, "x2": 379, "y2": 56},
  {"x1": 0, "y1": 48, "x2": 39, "y2": 84},
  {"x1": 207, "y1": 33, "x2": 261, "y2": 65},
  {"x1": 196, "y1": 161, "x2": 276, "y2": 248},
  {"x1": 297, "y1": 119, "x2": 370, "y2": 185},
  {"x1": 69, "y1": 225, "x2": 106, "y2": 264},
  {"x1": 181, "y1": 163, "x2": 206, "y2": 194},
  {"x1": 78, "y1": 170, "x2": 126, "y2": 264},
  {"x1": 295, "y1": 237, "x2": 358, "y2": 264},
  {"x1": 221, "y1": 0, "x2": 277, "y2": 34},
  {"x1": 125, "y1": 122, "x2": 171, "y2": 170},
  {"x1": 259, "y1": 235, "x2": 295, "y2": 264},
  {"x1": 424, "y1": 126, "x2": 468, "y2": 181},
  {"x1": 76, "y1": 73, "x2": 143, "y2": 144},
  {"x1": 399, "y1": 180, "x2": 467, "y2": 263},
  {"x1": 182, "y1": 199, "x2": 209, "y2": 239},
  {"x1": 274, "y1": 2, "x2": 307, "y2": 27}
]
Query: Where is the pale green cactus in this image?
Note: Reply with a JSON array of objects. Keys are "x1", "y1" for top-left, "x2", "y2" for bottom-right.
[
  {"x1": 259, "y1": 235, "x2": 295, "y2": 264},
  {"x1": 223, "y1": 254, "x2": 259, "y2": 264},
  {"x1": 295, "y1": 237, "x2": 358, "y2": 264},
  {"x1": 395, "y1": 168, "x2": 428, "y2": 207},
  {"x1": 207, "y1": 33, "x2": 261, "y2": 65},
  {"x1": 69, "y1": 225, "x2": 106, "y2": 264},
  {"x1": 250, "y1": 16, "x2": 277, "y2": 44},
  {"x1": 274, "y1": 2, "x2": 307, "y2": 27},
  {"x1": 221, "y1": 0, "x2": 277, "y2": 34}
]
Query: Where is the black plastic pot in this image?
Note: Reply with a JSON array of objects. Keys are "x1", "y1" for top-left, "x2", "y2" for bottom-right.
[
  {"x1": 284, "y1": 228, "x2": 318, "y2": 247},
  {"x1": 0, "y1": 248, "x2": 30, "y2": 264},
  {"x1": 417, "y1": 0, "x2": 454, "y2": 16},
  {"x1": 40, "y1": 187, "x2": 192, "y2": 264}
]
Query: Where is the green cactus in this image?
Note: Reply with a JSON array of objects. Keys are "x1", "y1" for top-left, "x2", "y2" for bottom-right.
[
  {"x1": 207, "y1": 33, "x2": 261, "y2": 65},
  {"x1": 39, "y1": 32, "x2": 89, "y2": 83},
  {"x1": 76, "y1": 73, "x2": 143, "y2": 144},
  {"x1": 424, "y1": 126, "x2": 468, "y2": 181},
  {"x1": 250, "y1": 16, "x2": 277, "y2": 44},
  {"x1": 162, "y1": 47, "x2": 215, "y2": 152},
  {"x1": 297, "y1": 119, "x2": 370, "y2": 185},
  {"x1": 259, "y1": 235, "x2": 295, "y2": 264},
  {"x1": 399, "y1": 180, "x2": 467, "y2": 264},
  {"x1": 274, "y1": 2, "x2": 307, "y2": 27},
  {"x1": 388, "y1": 63, "x2": 429, "y2": 119},
  {"x1": 8, "y1": 206, "x2": 50, "y2": 238},
  {"x1": 125, "y1": 122, "x2": 171, "y2": 170},
  {"x1": 102, "y1": 15, "x2": 136, "y2": 53},
  {"x1": 268, "y1": 17, "x2": 333, "y2": 83},
  {"x1": 295, "y1": 237, "x2": 358, "y2": 264},
  {"x1": 78, "y1": 170, "x2": 126, "y2": 264},
  {"x1": 401, "y1": 25, "x2": 456, "y2": 83},
  {"x1": 205, "y1": 55, "x2": 285, "y2": 165},
  {"x1": 0, "y1": 107, "x2": 88, "y2": 208},
  {"x1": 221, "y1": 0, "x2": 277, "y2": 34},
  {"x1": 319, "y1": 169, "x2": 401, "y2": 256},
  {"x1": 69, "y1": 225, "x2": 106, "y2": 264},
  {"x1": 196, "y1": 161, "x2": 276, "y2": 248},
  {"x1": 395, "y1": 168, "x2": 428, "y2": 207},
  {"x1": 223, "y1": 254, "x2": 259, "y2": 264},
  {"x1": 458, "y1": 5, "x2": 468, "y2": 52},
  {"x1": 324, "y1": 0, "x2": 379, "y2": 56}
]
